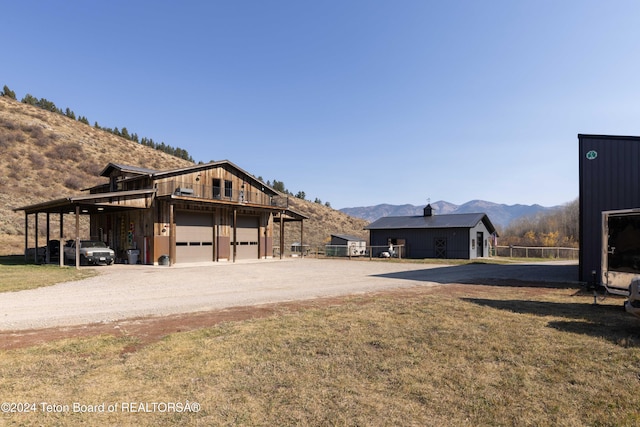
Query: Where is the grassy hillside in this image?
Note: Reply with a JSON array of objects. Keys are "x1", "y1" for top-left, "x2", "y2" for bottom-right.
[
  {"x1": 0, "y1": 96, "x2": 368, "y2": 255},
  {"x1": 276, "y1": 197, "x2": 369, "y2": 254}
]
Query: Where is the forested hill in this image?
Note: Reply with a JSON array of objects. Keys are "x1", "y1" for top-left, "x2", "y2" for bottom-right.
[{"x1": 0, "y1": 95, "x2": 368, "y2": 254}]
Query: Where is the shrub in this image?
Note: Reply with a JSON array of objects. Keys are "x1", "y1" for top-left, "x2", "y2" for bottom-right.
[
  {"x1": 29, "y1": 152, "x2": 46, "y2": 169},
  {"x1": 63, "y1": 176, "x2": 84, "y2": 190},
  {"x1": 45, "y1": 142, "x2": 82, "y2": 161}
]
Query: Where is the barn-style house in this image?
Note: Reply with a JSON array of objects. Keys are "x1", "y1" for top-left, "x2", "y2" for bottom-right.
[
  {"x1": 366, "y1": 204, "x2": 497, "y2": 259},
  {"x1": 16, "y1": 161, "x2": 305, "y2": 266}
]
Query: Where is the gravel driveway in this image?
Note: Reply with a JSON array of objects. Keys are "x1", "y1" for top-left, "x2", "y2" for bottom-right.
[{"x1": 0, "y1": 259, "x2": 578, "y2": 331}]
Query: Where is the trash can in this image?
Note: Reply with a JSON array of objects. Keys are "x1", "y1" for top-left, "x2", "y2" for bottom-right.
[
  {"x1": 126, "y1": 249, "x2": 140, "y2": 265},
  {"x1": 158, "y1": 255, "x2": 170, "y2": 266}
]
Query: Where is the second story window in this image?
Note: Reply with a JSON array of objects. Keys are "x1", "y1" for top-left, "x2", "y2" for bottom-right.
[
  {"x1": 224, "y1": 180, "x2": 232, "y2": 199},
  {"x1": 213, "y1": 179, "x2": 221, "y2": 199}
]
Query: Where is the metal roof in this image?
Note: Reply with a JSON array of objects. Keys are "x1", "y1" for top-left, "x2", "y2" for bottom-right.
[
  {"x1": 99, "y1": 163, "x2": 159, "y2": 177},
  {"x1": 365, "y1": 213, "x2": 497, "y2": 234},
  {"x1": 13, "y1": 189, "x2": 156, "y2": 214},
  {"x1": 100, "y1": 161, "x2": 280, "y2": 196},
  {"x1": 331, "y1": 234, "x2": 366, "y2": 242}
]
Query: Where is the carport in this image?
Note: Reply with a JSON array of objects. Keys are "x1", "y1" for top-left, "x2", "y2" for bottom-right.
[
  {"x1": 273, "y1": 209, "x2": 309, "y2": 259},
  {"x1": 14, "y1": 190, "x2": 154, "y2": 268}
]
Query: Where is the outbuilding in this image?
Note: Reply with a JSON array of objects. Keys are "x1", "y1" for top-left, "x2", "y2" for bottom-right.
[
  {"x1": 16, "y1": 161, "x2": 305, "y2": 266},
  {"x1": 365, "y1": 204, "x2": 497, "y2": 259},
  {"x1": 578, "y1": 134, "x2": 640, "y2": 283},
  {"x1": 327, "y1": 234, "x2": 367, "y2": 257}
]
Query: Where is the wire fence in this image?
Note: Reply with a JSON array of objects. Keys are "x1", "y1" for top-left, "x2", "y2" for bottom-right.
[
  {"x1": 274, "y1": 244, "x2": 579, "y2": 261},
  {"x1": 310, "y1": 245, "x2": 404, "y2": 259},
  {"x1": 494, "y1": 245, "x2": 579, "y2": 259}
]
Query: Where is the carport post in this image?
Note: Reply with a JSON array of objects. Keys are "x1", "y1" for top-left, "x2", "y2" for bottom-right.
[
  {"x1": 59, "y1": 211, "x2": 64, "y2": 268},
  {"x1": 46, "y1": 213, "x2": 50, "y2": 264},
  {"x1": 75, "y1": 205, "x2": 80, "y2": 269},
  {"x1": 24, "y1": 212, "x2": 28, "y2": 263},
  {"x1": 232, "y1": 208, "x2": 237, "y2": 263},
  {"x1": 169, "y1": 203, "x2": 176, "y2": 266},
  {"x1": 34, "y1": 212, "x2": 38, "y2": 264},
  {"x1": 279, "y1": 211, "x2": 284, "y2": 260}
]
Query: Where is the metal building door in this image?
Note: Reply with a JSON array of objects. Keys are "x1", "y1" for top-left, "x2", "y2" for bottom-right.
[{"x1": 435, "y1": 238, "x2": 447, "y2": 258}]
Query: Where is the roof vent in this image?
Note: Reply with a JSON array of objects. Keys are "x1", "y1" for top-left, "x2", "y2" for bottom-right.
[{"x1": 423, "y1": 203, "x2": 433, "y2": 217}]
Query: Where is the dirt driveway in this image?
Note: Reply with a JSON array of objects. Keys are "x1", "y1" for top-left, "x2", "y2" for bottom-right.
[{"x1": 0, "y1": 258, "x2": 579, "y2": 350}]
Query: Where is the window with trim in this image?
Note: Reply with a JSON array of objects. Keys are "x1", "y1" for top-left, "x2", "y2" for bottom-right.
[
  {"x1": 213, "y1": 179, "x2": 221, "y2": 199},
  {"x1": 224, "y1": 180, "x2": 233, "y2": 198}
]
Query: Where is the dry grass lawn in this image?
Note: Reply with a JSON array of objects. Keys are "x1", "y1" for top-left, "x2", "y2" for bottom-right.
[
  {"x1": 1, "y1": 281, "x2": 639, "y2": 426},
  {"x1": 0, "y1": 256, "x2": 96, "y2": 292}
]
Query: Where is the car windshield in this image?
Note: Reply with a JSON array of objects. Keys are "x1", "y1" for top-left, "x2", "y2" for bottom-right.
[{"x1": 81, "y1": 241, "x2": 108, "y2": 248}]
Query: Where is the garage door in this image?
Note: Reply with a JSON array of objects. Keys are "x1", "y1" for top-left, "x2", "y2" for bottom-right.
[
  {"x1": 234, "y1": 215, "x2": 259, "y2": 260},
  {"x1": 176, "y1": 211, "x2": 213, "y2": 263}
]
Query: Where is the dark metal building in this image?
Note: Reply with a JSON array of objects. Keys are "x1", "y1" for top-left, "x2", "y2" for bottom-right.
[
  {"x1": 578, "y1": 134, "x2": 640, "y2": 282},
  {"x1": 365, "y1": 205, "x2": 497, "y2": 259}
]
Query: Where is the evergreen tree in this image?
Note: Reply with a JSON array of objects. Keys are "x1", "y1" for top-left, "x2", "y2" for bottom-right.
[
  {"x1": 2, "y1": 85, "x2": 16, "y2": 99},
  {"x1": 21, "y1": 93, "x2": 38, "y2": 105},
  {"x1": 35, "y1": 97, "x2": 60, "y2": 113},
  {"x1": 272, "y1": 180, "x2": 286, "y2": 193}
]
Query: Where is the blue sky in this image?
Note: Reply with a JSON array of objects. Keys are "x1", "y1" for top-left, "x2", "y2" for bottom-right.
[{"x1": 3, "y1": 1, "x2": 640, "y2": 209}]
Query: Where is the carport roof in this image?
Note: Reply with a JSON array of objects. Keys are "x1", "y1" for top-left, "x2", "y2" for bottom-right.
[
  {"x1": 273, "y1": 208, "x2": 309, "y2": 222},
  {"x1": 14, "y1": 189, "x2": 155, "y2": 215}
]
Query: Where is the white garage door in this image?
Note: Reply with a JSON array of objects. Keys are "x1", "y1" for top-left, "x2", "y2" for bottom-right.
[
  {"x1": 234, "y1": 215, "x2": 259, "y2": 260},
  {"x1": 176, "y1": 211, "x2": 213, "y2": 263}
]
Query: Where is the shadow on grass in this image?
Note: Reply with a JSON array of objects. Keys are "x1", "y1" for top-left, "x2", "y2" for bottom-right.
[
  {"x1": 371, "y1": 262, "x2": 580, "y2": 289},
  {"x1": 0, "y1": 255, "x2": 29, "y2": 266},
  {"x1": 463, "y1": 297, "x2": 640, "y2": 348}
]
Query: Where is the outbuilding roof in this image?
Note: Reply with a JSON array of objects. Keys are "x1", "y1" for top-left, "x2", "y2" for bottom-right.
[
  {"x1": 99, "y1": 163, "x2": 159, "y2": 177},
  {"x1": 331, "y1": 234, "x2": 366, "y2": 242},
  {"x1": 365, "y1": 213, "x2": 497, "y2": 235}
]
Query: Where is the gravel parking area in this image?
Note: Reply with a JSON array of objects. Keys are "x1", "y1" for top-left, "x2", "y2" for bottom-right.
[{"x1": 0, "y1": 258, "x2": 578, "y2": 332}]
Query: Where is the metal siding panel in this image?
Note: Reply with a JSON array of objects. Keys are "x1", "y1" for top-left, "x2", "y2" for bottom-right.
[
  {"x1": 369, "y1": 228, "x2": 470, "y2": 259},
  {"x1": 579, "y1": 135, "x2": 640, "y2": 281}
]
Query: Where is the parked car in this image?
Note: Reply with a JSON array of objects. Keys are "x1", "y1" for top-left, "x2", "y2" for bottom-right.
[{"x1": 64, "y1": 240, "x2": 115, "y2": 266}]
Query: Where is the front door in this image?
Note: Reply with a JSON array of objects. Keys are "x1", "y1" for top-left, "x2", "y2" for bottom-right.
[{"x1": 477, "y1": 232, "x2": 484, "y2": 257}]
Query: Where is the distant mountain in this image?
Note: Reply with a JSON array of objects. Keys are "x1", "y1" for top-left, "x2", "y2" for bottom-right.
[{"x1": 339, "y1": 200, "x2": 558, "y2": 229}]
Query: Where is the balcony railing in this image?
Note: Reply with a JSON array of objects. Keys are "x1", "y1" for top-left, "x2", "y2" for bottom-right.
[{"x1": 155, "y1": 180, "x2": 288, "y2": 208}]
